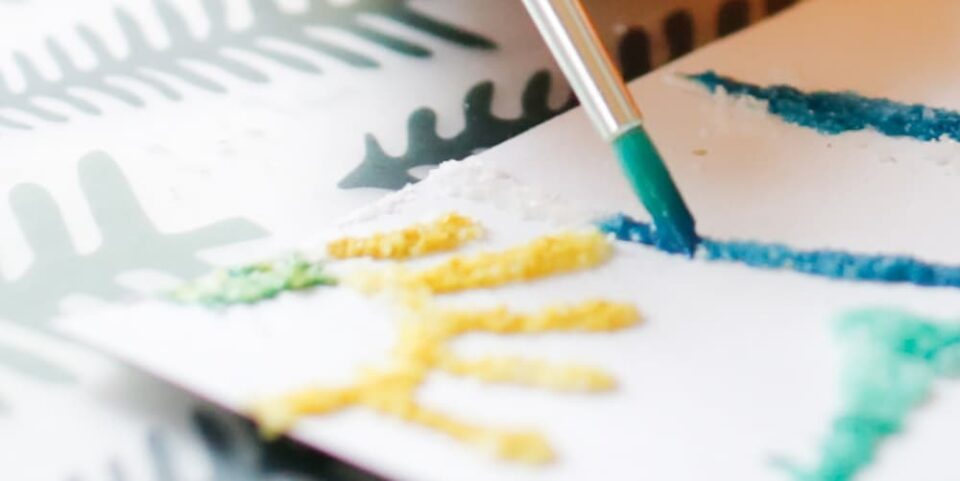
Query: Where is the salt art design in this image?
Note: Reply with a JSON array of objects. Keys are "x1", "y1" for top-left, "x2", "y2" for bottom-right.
[
  {"x1": 176, "y1": 213, "x2": 641, "y2": 463},
  {"x1": 783, "y1": 309, "x2": 960, "y2": 481},
  {"x1": 600, "y1": 215, "x2": 960, "y2": 480},
  {"x1": 1, "y1": 151, "x2": 267, "y2": 326},
  {"x1": 338, "y1": 2, "x2": 803, "y2": 193},
  {"x1": 679, "y1": 69, "x2": 960, "y2": 481}
]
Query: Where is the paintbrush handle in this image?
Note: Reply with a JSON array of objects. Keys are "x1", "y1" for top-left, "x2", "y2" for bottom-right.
[{"x1": 523, "y1": 0, "x2": 641, "y2": 140}]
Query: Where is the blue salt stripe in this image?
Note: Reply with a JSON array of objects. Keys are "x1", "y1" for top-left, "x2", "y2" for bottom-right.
[
  {"x1": 688, "y1": 70, "x2": 960, "y2": 142},
  {"x1": 599, "y1": 213, "x2": 960, "y2": 289}
]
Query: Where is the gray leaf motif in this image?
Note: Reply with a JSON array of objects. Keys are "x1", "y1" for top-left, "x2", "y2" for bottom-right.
[
  {"x1": 338, "y1": 70, "x2": 574, "y2": 190},
  {"x1": 0, "y1": 151, "x2": 267, "y2": 387},
  {"x1": 0, "y1": 0, "x2": 495, "y2": 131}
]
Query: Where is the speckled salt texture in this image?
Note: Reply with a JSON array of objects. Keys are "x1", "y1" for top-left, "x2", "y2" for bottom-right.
[
  {"x1": 339, "y1": 157, "x2": 602, "y2": 229},
  {"x1": 682, "y1": 71, "x2": 960, "y2": 171}
]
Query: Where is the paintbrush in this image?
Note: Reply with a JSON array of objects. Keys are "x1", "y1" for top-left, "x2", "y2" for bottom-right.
[{"x1": 523, "y1": 0, "x2": 699, "y2": 255}]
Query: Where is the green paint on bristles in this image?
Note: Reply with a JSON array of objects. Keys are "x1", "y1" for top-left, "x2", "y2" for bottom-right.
[
  {"x1": 783, "y1": 309, "x2": 960, "y2": 481},
  {"x1": 612, "y1": 125, "x2": 699, "y2": 255},
  {"x1": 172, "y1": 254, "x2": 337, "y2": 306}
]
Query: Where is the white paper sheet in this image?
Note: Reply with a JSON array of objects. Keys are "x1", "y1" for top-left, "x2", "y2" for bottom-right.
[{"x1": 57, "y1": 0, "x2": 960, "y2": 479}]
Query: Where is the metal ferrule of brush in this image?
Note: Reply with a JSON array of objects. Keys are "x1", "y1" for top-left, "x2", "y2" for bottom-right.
[{"x1": 523, "y1": 0, "x2": 642, "y2": 140}]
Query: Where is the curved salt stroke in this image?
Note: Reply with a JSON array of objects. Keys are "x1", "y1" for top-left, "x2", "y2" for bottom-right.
[
  {"x1": 780, "y1": 309, "x2": 960, "y2": 481},
  {"x1": 599, "y1": 214, "x2": 960, "y2": 289},
  {"x1": 688, "y1": 71, "x2": 960, "y2": 142}
]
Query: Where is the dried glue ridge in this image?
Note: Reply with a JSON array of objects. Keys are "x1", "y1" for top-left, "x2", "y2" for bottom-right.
[
  {"x1": 351, "y1": 231, "x2": 612, "y2": 295},
  {"x1": 327, "y1": 212, "x2": 481, "y2": 260},
  {"x1": 252, "y1": 226, "x2": 640, "y2": 464},
  {"x1": 172, "y1": 254, "x2": 336, "y2": 306}
]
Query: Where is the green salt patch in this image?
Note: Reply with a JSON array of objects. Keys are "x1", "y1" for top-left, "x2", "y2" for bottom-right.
[
  {"x1": 172, "y1": 254, "x2": 337, "y2": 306},
  {"x1": 786, "y1": 309, "x2": 960, "y2": 481}
]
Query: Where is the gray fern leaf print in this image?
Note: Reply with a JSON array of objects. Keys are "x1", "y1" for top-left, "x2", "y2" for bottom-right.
[
  {"x1": 0, "y1": 151, "x2": 266, "y2": 390},
  {"x1": 0, "y1": 0, "x2": 495, "y2": 130},
  {"x1": 339, "y1": 70, "x2": 573, "y2": 190},
  {"x1": 0, "y1": 151, "x2": 267, "y2": 326}
]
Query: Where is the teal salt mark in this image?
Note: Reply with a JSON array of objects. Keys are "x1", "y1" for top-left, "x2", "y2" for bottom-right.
[
  {"x1": 688, "y1": 71, "x2": 960, "y2": 142},
  {"x1": 782, "y1": 309, "x2": 960, "y2": 481},
  {"x1": 173, "y1": 254, "x2": 337, "y2": 306},
  {"x1": 600, "y1": 214, "x2": 960, "y2": 290}
]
